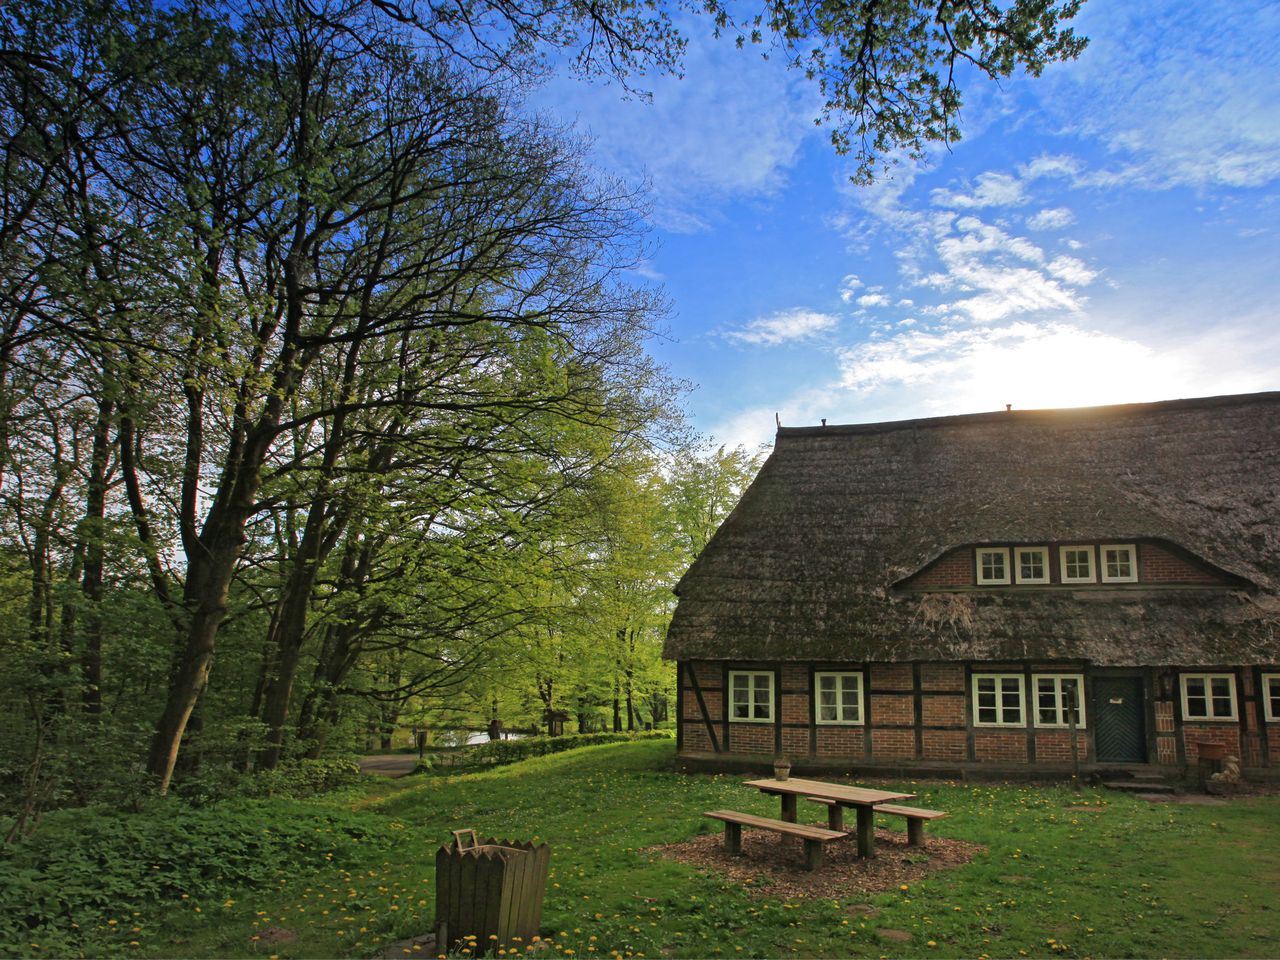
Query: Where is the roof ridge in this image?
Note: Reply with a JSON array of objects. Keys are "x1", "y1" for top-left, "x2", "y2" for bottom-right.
[{"x1": 777, "y1": 390, "x2": 1280, "y2": 438}]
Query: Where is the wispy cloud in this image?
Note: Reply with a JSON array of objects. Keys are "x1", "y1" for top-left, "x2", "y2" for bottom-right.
[
  {"x1": 723, "y1": 308, "x2": 839, "y2": 346},
  {"x1": 529, "y1": 22, "x2": 819, "y2": 232},
  {"x1": 1026, "y1": 207, "x2": 1076, "y2": 230},
  {"x1": 931, "y1": 171, "x2": 1027, "y2": 208},
  {"x1": 1038, "y1": 0, "x2": 1280, "y2": 189}
]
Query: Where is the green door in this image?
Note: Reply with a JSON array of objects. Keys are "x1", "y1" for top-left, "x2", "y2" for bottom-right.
[{"x1": 1093, "y1": 677, "x2": 1146, "y2": 763}]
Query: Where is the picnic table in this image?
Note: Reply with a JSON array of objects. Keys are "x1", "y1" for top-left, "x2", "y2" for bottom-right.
[{"x1": 743, "y1": 777, "x2": 915, "y2": 858}]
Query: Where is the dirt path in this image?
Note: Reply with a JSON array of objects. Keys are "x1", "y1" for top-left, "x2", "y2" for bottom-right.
[{"x1": 359, "y1": 754, "x2": 418, "y2": 778}]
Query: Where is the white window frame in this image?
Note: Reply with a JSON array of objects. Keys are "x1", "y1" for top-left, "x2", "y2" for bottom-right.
[
  {"x1": 814, "y1": 671, "x2": 865, "y2": 725},
  {"x1": 728, "y1": 670, "x2": 775, "y2": 723},
  {"x1": 1179, "y1": 673, "x2": 1238, "y2": 722},
  {"x1": 1100, "y1": 543, "x2": 1139, "y2": 583},
  {"x1": 1032, "y1": 674, "x2": 1086, "y2": 728},
  {"x1": 1263, "y1": 674, "x2": 1280, "y2": 723},
  {"x1": 972, "y1": 673, "x2": 1025, "y2": 727},
  {"x1": 1059, "y1": 545, "x2": 1096, "y2": 584},
  {"x1": 975, "y1": 547, "x2": 1011, "y2": 585},
  {"x1": 1014, "y1": 546, "x2": 1050, "y2": 585}
]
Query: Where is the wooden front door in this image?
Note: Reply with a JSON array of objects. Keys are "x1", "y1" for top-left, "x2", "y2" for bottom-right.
[{"x1": 1093, "y1": 676, "x2": 1147, "y2": 763}]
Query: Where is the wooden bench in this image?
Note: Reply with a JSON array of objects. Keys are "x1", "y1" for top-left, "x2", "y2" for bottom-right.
[
  {"x1": 873, "y1": 803, "x2": 947, "y2": 846},
  {"x1": 704, "y1": 810, "x2": 845, "y2": 870}
]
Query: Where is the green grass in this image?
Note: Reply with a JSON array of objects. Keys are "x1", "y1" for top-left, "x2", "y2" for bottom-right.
[{"x1": 14, "y1": 740, "x2": 1280, "y2": 958}]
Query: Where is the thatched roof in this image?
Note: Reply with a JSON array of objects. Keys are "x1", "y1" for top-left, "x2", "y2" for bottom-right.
[{"x1": 664, "y1": 392, "x2": 1280, "y2": 666}]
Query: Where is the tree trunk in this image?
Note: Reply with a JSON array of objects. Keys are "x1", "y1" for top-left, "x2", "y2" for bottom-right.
[{"x1": 79, "y1": 398, "x2": 114, "y2": 716}]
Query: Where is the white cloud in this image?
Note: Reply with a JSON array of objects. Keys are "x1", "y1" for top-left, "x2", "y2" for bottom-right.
[
  {"x1": 1039, "y1": 0, "x2": 1280, "y2": 189},
  {"x1": 836, "y1": 322, "x2": 1178, "y2": 411},
  {"x1": 1018, "y1": 154, "x2": 1083, "y2": 181},
  {"x1": 1026, "y1": 207, "x2": 1076, "y2": 230},
  {"x1": 932, "y1": 171, "x2": 1027, "y2": 209},
  {"x1": 838, "y1": 274, "x2": 864, "y2": 302},
  {"x1": 528, "y1": 21, "x2": 820, "y2": 232},
  {"x1": 856, "y1": 293, "x2": 890, "y2": 308},
  {"x1": 1046, "y1": 255, "x2": 1098, "y2": 286},
  {"x1": 723, "y1": 308, "x2": 839, "y2": 346}
]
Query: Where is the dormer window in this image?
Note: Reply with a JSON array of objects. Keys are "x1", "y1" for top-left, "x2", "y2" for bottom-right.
[
  {"x1": 1059, "y1": 545, "x2": 1096, "y2": 583},
  {"x1": 1101, "y1": 543, "x2": 1138, "y2": 582},
  {"x1": 1014, "y1": 546, "x2": 1050, "y2": 584},
  {"x1": 975, "y1": 547, "x2": 1011, "y2": 585}
]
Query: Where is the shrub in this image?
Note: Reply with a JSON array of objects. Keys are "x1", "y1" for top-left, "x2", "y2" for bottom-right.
[
  {"x1": 461, "y1": 730, "x2": 672, "y2": 768},
  {"x1": 240, "y1": 755, "x2": 364, "y2": 799},
  {"x1": 0, "y1": 798, "x2": 394, "y2": 956}
]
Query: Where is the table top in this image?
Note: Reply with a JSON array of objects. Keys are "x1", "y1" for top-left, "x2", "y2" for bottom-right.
[{"x1": 743, "y1": 777, "x2": 915, "y2": 806}]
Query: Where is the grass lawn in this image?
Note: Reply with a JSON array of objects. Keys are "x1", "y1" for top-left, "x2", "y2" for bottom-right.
[{"x1": 39, "y1": 740, "x2": 1280, "y2": 958}]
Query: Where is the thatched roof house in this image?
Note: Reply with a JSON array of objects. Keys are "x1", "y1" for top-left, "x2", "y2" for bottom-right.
[{"x1": 666, "y1": 392, "x2": 1280, "y2": 777}]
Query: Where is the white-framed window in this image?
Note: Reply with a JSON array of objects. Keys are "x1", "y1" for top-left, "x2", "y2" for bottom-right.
[
  {"x1": 972, "y1": 673, "x2": 1025, "y2": 727},
  {"x1": 1180, "y1": 673, "x2": 1237, "y2": 721},
  {"x1": 1263, "y1": 674, "x2": 1280, "y2": 723},
  {"x1": 1033, "y1": 675, "x2": 1086, "y2": 728},
  {"x1": 728, "y1": 670, "x2": 774, "y2": 723},
  {"x1": 814, "y1": 672, "x2": 864, "y2": 724},
  {"x1": 1014, "y1": 546, "x2": 1050, "y2": 585},
  {"x1": 975, "y1": 547, "x2": 1011, "y2": 585},
  {"x1": 1100, "y1": 543, "x2": 1138, "y2": 583},
  {"x1": 1059, "y1": 545, "x2": 1096, "y2": 584}
]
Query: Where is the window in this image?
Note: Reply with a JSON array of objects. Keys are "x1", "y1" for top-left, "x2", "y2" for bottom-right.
[
  {"x1": 1263, "y1": 674, "x2": 1280, "y2": 723},
  {"x1": 1059, "y1": 545, "x2": 1096, "y2": 583},
  {"x1": 729, "y1": 671, "x2": 774, "y2": 722},
  {"x1": 972, "y1": 674, "x2": 1025, "y2": 726},
  {"x1": 1014, "y1": 546, "x2": 1050, "y2": 585},
  {"x1": 1100, "y1": 543, "x2": 1138, "y2": 583},
  {"x1": 1180, "y1": 673, "x2": 1237, "y2": 721},
  {"x1": 1034, "y1": 675, "x2": 1086, "y2": 728},
  {"x1": 814, "y1": 672, "x2": 864, "y2": 724},
  {"x1": 975, "y1": 547, "x2": 1011, "y2": 585}
]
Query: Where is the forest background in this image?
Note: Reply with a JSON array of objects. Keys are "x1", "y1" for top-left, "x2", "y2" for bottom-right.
[{"x1": 0, "y1": 0, "x2": 1084, "y2": 829}]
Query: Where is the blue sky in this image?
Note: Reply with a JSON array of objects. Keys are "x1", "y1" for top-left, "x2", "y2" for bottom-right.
[{"x1": 532, "y1": 0, "x2": 1280, "y2": 451}]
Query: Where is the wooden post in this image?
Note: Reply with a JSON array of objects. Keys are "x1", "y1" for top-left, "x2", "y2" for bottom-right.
[
  {"x1": 724, "y1": 821, "x2": 742, "y2": 854},
  {"x1": 780, "y1": 793, "x2": 797, "y2": 823},
  {"x1": 855, "y1": 806, "x2": 876, "y2": 858},
  {"x1": 826, "y1": 804, "x2": 844, "y2": 832},
  {"x1": 803, "y1": 839, "x2": 824, "y2": 871},
  {"x1": 906, "y1": 818, "x2": 923, "y2": 847}
]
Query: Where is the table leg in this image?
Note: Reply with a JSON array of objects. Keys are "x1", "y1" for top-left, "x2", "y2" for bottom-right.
[
  {"x1": 827, "y1": 804, "x2": 844, "y2": 832},
  {"x1": 855, "y1": 805, "x2": 875, "y2": 858},
  {"x1": 780, "y1": 793, "x2": 797, "y2": 823}
]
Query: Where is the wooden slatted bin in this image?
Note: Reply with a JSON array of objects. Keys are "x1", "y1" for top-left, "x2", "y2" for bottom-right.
[{"x1": 435, "y1": 829, "x2": 551, "y2": 957}]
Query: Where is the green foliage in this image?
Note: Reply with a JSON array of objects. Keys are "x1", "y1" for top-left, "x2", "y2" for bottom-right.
[
  {"x1": 7, "y1": 740, "x2": 1280, "y2": 958},
  {"x1": 455, "y1": 731, "x2": 673, "y2": 768},
  {"x1": 0, "y1": 798, "x2": 396, "y2": 956},
  {"x1": 239, "y1": 757, "x2": 365, "y2": 799}
]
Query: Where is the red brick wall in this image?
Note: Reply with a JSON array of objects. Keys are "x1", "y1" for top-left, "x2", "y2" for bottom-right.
[
  {"x1": 683, "y1": 725, "x2": 712, "y2": 752},
  {"x1": 726, "y1": 723, "x2": 774, "y2": 755},
  {"x1": 872, "y1": 663, "x2": 914, "y2": 690},
  {"x1": 974, "y1": 730, "x2": 1028, "y2": 762},
  {"x1": 780, "y1": 694, "x2": 809, "y2": 724},
  {"x1": 816, "y1": 727, "x2": 866, "y2": 758},
  {"x1": 871, "y1": 693, "x2": 914, "y2": 725},
  {"x1": 1181, "y1": 724, "x2": 1241, "y2": 761},
  {"x1": 871, "y1": 728, "x2": 916, "y2": 759},
  {"x1": 1138, "y1": 542, "x2": 1224, "y2": 584},
  {"x1": 1154, "y1": 700, "x2": 1177, "y2": 763},
  {"x1": 780, "y1": 728, "x2": 808, "y2": 757},
  {"x1": 921, "y1": 664, "x2": 965, "y2": 690},
  {"x1": 907, "y1": 549, "x2": 973, "y2": 588},
  {"x1": 1034, "y1": 732, "x2": 1089, "y2": 762},
  {"x1": 921, "y1": 729, "x2": 967, "y2": 761},
  {"x1": 922, "y1": 695, "x2": 965, "y2": 725},
  {"x1": 690, "y1": 662, "x2": 720, "y2": 687}
]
